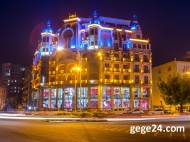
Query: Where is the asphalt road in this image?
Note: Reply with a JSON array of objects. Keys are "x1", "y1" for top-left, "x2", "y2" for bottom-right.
[{"x1": 0, "y1": 118, "x2": 190, "y2": 142}]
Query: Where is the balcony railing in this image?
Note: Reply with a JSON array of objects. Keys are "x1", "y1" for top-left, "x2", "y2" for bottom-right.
[
  {"x1": 123, "y1": 58, "x2": 130, "y2": 62},
  {"x1": 134, "y1": 80, "x2": 140, "y2": 84},
  {"x1": 133, "y1": 69, "x2": 140, "y2": 73},
  {"x1": 143, "y1": 59, "x2": 149, "y2": 62},
  {"x1": 143, "y1": 70, "x2": 150, "y2": 73},
  {"x1": 134, "y1": 58, "x2": 140, "y2": 62},
  {"x1": 104, "y1": 57, "x2": 111, "y2": 60},
  {"x1": 123, "y1": 80, "x2": 130, "y2": 84},
  {"x1": 104, "y1": 67, "x2": 112, "y2": 71},
  {"x1": 114, "y1": 68, "x2": 120, "y2": 72},
  {"x1": 114, "y1": 57, "x2": 121, "y2": 61}
]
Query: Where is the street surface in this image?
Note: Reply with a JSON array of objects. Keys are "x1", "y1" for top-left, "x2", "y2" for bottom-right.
[{"x1": 0, "y1": 115, "x2": 190, "y2": 142}]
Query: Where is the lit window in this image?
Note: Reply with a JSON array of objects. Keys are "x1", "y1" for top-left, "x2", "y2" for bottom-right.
[{"x1": 15, "y1": 80, "x2": 17, "y2": 82}]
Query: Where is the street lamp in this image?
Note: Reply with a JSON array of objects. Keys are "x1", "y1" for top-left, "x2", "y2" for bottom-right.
[{"x1": 72, "y1": 66, "x2": 81, "y2": 112}]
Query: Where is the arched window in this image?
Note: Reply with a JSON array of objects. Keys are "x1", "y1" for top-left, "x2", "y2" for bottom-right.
[
  {"x1": 133, "y1": 44, "x2": 136, "y2": 48},
  {"x1": 138, "y1": 44, "x2": 141, "y2": 49},
  {"x1": 142, "y1": 45, "x2": 146, "y2": 49},
  {"x1": 147, "y1": 44, "x2": 149, "y2": 49}
]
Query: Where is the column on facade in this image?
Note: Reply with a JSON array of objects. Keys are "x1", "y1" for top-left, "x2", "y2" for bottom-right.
[
  {"x1": 36, "y1": 90, "x2": 39, "y2": 109},
  {"x1": 130, "y1": 86, "x2": 134, "y2": 109},
  {"x1": 39, "y1": 88, "x2": 43, "y2": 109},
  {"x1": 140, "y1": 87, "x2": 143, "y2": 109},
  {"x1": 120, "y1": 86, "x2": 123, "y2": 107},
  {"x1": 62, "y1": 88, "x2": 64, "y2": 109},
  {"x1": 48, "y1": 88, "x2": 51, "y2": 109},
  {"x1": 55, "y1": 87, "x2": 58, "y2": 108},
  {"x1": 87, "y1": 85, "x2": 91, "y2": 108},
  {"x1": 98, "y1": 85, "x2": 102, "y2": 110},
  {"x1": 111, "y1": 86, "x2": 114, "y2": 109},
  {"x1": 31, "y1": 91, "x2": 34, "y2": 108},
  {"x1": 149, "y1": 87, "x2": 153, "y2": 110}
]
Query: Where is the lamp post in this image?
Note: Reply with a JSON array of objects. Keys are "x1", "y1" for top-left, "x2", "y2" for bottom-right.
[
  {"x1": 77, "y1": 50, "x2": 82, "y2": 111},
  {"x1": 72, "y1": 66, "x2": 81, "y2": 112}
]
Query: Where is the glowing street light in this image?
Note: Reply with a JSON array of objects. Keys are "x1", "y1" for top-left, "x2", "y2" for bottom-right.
[{"x1": 72, "y1": 66, "x2": 81, "y2": 112}]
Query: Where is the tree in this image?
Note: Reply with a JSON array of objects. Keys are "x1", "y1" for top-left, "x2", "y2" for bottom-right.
[{"x1": 157, "y1": 74, "x2": 190, "y2": 113}]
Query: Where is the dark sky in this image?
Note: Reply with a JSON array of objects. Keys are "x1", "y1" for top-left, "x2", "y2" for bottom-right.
[{"x1": 0, "y1": 0, "x2": 190, "y2": 69}]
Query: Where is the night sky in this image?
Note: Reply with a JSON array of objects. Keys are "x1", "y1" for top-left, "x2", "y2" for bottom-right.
[{"x1": 0, "y1": 0, "x2": 190, "y2": 71}]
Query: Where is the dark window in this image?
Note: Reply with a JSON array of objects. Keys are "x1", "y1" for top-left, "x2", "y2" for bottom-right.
[
  {"x1": 114, "y1": 53, "x2": 119, "y2": 58},
  {"x1": 50, "y1": 78, "x2": 54, "y2": 82},
  {"x1": 143, "y1": 55, "x2": 148, "y2": 62},
  {"x1": 114, "y1": 75, "x2": 119, "y2": 80},
  {"x1": 114, "y1": 64, "x2": 119, "y2": 68},
  {"x1": 90, "y1": 29, "x2": 94, "y2": 35},
  {"x1": 134, "y1": 54, "x2": 140, "y2": 61},
  {"x1": 83, "y1": 54, "x2": 87, "y2": 58},
  {"x1": 105, "y1": 53, "x2": 110, "y2": 57},
  {"x1": 168, "y1": 67, "x2": 171, "y2": 71},
  {"x1": 46, "y1": 37, "x2": 49, "y2": 42},
  {"x1": 147, "y1": 44, "x2": 149, "y2": 49},
  {"x1": 123, "y1": 44, "x2": 127, "y2": 51},
  {"x1": 123, "y1": 53, "x2": 129, "y2": 58},
  {"x1": 122, "y1": 35, "x2": 126, "y2": 41},
  {"x1": 95, "y1": 41, "x2": 98, "y2": 45},
  {"x1": 123, "y1": 76, "x2": 129, "y2": 80},
  {"x1": 43, "y1": 37, "x2": 46, "y2": 42},
  {"x1": 135, "y1": 76, "x2": 139, "y2": 83},
  {"x1": 138, "y1": 44, "x2": 141, "y2": 49},
  {"x1": 105, "y1": 63, "x2": 110, "y2": 68},
  {"x1": 91, "y1": 41, "x2": 94, "y2": 46},
  {"x1": 134, "y1": 65, "x2": 139, "y2": 72},
  {"x1": 123, "y1": 64, "x2": 129, "y2": 69},
  {"x1": 46, "y1": 48, "x2": 48, "y2": 52},
  {"x1": 114, "y1": 43, "x2": 119, "y2": 51},
  {"x1": 144, "y1": 76, "x2": 148, "y2": 84},
  {"x1": 144, "y1": 65, "x2": 149, "y2": 73},
  {"x1": 94, "y1": 29, "x2": 98, "y2": 35},
  {"x1": 105, "y1": 75, "x2": 110, "y2": 79},
  {"x1": 133, "y1": 44, "x2": 136, "y2": 48},
  {"x1": 43, "y1": 48, "x2": 45, "y2": 52},
  {"x1": 142, "y1": 45, "x2": 146, "y2": 49},
  {"x1": 113, "y1": 33, "x2": 118, "y2": 40},
  {"x1": 137, "y1": 35, "x2": 140, "y2": 39}
]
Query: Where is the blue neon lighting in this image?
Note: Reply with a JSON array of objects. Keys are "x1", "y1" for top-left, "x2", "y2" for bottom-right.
[
  {"x1": 130, "y1": 26, "x2": 136, "y2": 30},
  {"x1": 71, "y1": 45, "x2": 75, "y2": 48},
  {"x1": 108, "y1": 43, "x2": 110, "y2": 47}
]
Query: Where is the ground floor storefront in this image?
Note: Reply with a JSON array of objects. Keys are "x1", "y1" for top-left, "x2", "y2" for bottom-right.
[{"x1": 30, "y1": 85, "x2": 152, "y2": 110}]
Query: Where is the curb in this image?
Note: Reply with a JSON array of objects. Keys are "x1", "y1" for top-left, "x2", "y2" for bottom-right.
[{"x1": 42, "y1": 118, "x2": 107, "y2": 122}]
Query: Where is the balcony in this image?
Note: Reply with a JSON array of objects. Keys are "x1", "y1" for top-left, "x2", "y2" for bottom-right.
[
  {"x1": 104, "y1": 57, "x2": 111, "y2": 60},
  {"x1": 114, "y1": 68, "x2": 120, "y2": 72},
  {"x1": 123, "y1": 58, "x2": 130, "y2": 62},
  {"x1": 113, "y1": 57, "x2": 121, "y2": 61},
  {"x1": 134, "y1": 80, "x2": 140, "y2": 84},
  {"x1": 104, "y1": 67, "x2": 112, "y2": 71},
  {"x1": 123, "y1": 80, "x2": 130, "y2": 84},
  {"x1": 123, "y1": 69, "x2": 131, "y2": 72},
  {"x1": 104, "y1": 79, "x2": 112, "y2": 84},
  {"x1": 114, "y1": 80, "x2": 121, "y2": 84},
  {"x1": 49, "y1": 82, "x2": 55, "y2": 85},
  {"x1": 143, "y1": 59, "x2": 149, "y2": 62},
  {"x1": 89, "y1": 80, "x2": 98, "y2": 84}
]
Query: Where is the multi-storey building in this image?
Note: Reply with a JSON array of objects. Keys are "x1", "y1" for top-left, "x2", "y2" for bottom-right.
[
  {"x1": 22, "y1": 67, "x2": 32, "y2": 108},
  {"x1": 153, "y1": 59, "x2": 190, "y2": 110},
  {"x1": 31, "y1": 12, "x2": 152, "y2": 110},
  {"x1": 1, "y1": 63, "x2": 23, "y2": 96}
]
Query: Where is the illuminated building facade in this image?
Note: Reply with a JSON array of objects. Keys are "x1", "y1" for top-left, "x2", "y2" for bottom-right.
[{"x1": 31, "y1": 12, "x2": 152, "y2": 110}]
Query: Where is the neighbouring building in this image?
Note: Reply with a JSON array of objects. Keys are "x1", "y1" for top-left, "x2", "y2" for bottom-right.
[
  {"x1": 152, "y1": 59, "x2": 190, "y2": 110},
  {"x1": 0, "y1": 86, "x2": 7, "y2": 109},
  {"x1": 22, "y1": 67, "x2": 32, "y2": 108},
  {"x1": 30, "y1": 12, "x2": 152, "y2": 110}
]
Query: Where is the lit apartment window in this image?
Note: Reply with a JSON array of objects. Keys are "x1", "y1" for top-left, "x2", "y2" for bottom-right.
[
  {"x1": 14, "y1": 87, "x2": 16, "y2": 89},
  {"x1": 15, "y1": 80, "x2": 17, "y2": 82}
]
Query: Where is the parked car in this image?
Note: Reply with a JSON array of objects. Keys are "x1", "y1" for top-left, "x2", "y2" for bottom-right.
[
  {"x1": 2, "y1": 106, "x2": 14, "y2": 112},
  {"x1": 164, "y1": 110, "x2": 174, "y2": 115},
  {"x1": 113, "y1": 107, "x2": 128, "y2": 114},
  {"x1": 152, "y1": 109, "x2": 164, "y2": 115},
  {"x1": 128, "y1": 109, "x2": 143, "y2": 114}
]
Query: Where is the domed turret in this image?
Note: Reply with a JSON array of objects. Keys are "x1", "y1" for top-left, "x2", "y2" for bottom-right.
[
  {"x1": 43, "y1": 20, "x2": 54, "y2": 33},
  {"x1": 89, "y1": 11, "x2": 100, "y2": 25},
  {"x1": 130, "y1": 14, "x2": 140, "y2": 30}
]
